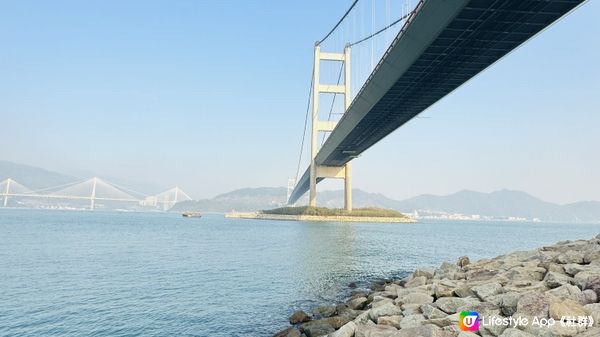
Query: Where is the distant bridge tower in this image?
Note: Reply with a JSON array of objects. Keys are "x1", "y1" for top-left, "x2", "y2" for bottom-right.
[
  {"x1": 309, "y1": 44, "x2": 352, "y2": 210},
  {"x1": 2, "y1": 178, "x2": 11, "y2": 207},
  {"x1": 90, "y1": 177, "x2": 98, "y2": 210}
]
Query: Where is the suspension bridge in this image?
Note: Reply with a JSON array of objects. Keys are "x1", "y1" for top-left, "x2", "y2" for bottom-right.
[
  {"x1": 0, "y1": 177, "x2": 192, "y2": 211},
  {"x1": 287, "y1": 0, "x2": 585, "y2": 210}
]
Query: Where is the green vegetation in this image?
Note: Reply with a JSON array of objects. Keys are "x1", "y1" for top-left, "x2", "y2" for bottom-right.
[{"x1": 262, "y1": 206, "x2": 408, "y2": 218}]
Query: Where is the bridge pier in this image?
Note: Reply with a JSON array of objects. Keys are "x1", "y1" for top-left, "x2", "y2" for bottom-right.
[{"x1": 308, "y1": 44, "x2": 353, "y2": 211}]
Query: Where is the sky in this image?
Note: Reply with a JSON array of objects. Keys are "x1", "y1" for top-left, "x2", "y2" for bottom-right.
[{"x1": 0, "y1": 0, "x2": 599, "y2": 204}]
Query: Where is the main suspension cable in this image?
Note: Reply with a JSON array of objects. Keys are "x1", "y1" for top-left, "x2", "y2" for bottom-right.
[{"x1": 318, "y1": 0, "x2": 359, "y2": 45}]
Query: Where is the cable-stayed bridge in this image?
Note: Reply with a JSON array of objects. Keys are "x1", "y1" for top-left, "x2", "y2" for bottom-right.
[
  {"x1": 288, "y1": 0, "x2": 585, "y2": 209},
  {"x1": 0, "y1": 177, "x2": 191, "y2": 211}
]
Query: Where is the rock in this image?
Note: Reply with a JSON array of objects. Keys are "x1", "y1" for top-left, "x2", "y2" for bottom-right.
[
  {"x1": 543, "y1": 271, "x2": 575, "y2": 289},
  {"x1": 584, "y1": 303, "x2": 600, "y2": 327},
  {"x1": 433, "y1": 279, "x2": 459, "y2": 298},
  {"x1": 577, "y1": 289, "x2": 598, "y2": 305},
  {"x1": 301, "y1": 319, "x2": 334, "y2": 337},
  {"x1": 354, "y1": 324, "x2": 397, "y2": 337},
  {"x1": 371, "y1": 297, "x2": 394, "y2": 308},
  {"x1": 584, "y1": 275, "x2": 600, "y2": 299},
  {"x1": 458, "y1": 332, "x2": 480, "y2": 337},
  {"x1": 289, "y1": 310, "x2": 311, "y2": 324},
  {"x1": 547, "y1": 284, "x2": 582, "y2": 300},
  {"x1": 273, "y1": 327, "x2": 301, "y2": 337},
  {"x1": 564, "y1": 263, "x2": 589, "y2": 276},
  {"x1": 314, "y1": 305, "x2": 336, "y2": 318},
  {"x1": 347, "y1": 297, "x2": 368, "y2": 310},
  {"x1": 496, "y1": 292, "x2": 521, "y2": 316},
  {"x1": 434, "y1": 262, "x2": 461, "y2": 280},
  {"x1": 324, "y1": 316, "x2": 351, "y2": 329},
  {"x1": 557, "y1": 251, "x2": 585, "y2": 264},
  {"x1": 454, "y1": 285, "x2": 476, "y2": 298},
  {"x1": 575, "y1": 270, "x2": 600, "y2": 289},
  {"x1": 328, "y1": 321, "x2": 356, "y2": 337},
  {"x1": 397, "y1": 292, "x2": 434, "y2": 305},
  {"x1": 421, "y1": 304, "x2": 448, "y2": 319},
  {"x1": 405, "y1": 276, "x2": 428, "y2": 288},
  {"x1": 435, "y1": 297, "x2": 480, "y2": 314},
  {"x1": 394, "y1": 324, "x2": 451, "y2": 337},
  {"x1": 472, "y1": 282, "x2": 503, "y2": 301},
  {"x1": 353, "y1": 310, "x2": 372, "y2": 325},
  {"x1": 400, "y1": 303, "x2": 422, "y2": 316},
  {"x1": 478, "y1": 314, "x2": 507, "y2": 337},
  {"x1": 549, "y1": 299, "x2": 587, "y2": 320},
  {"x1": 414, "y1": 268, "x2": 436, "y2": 279},
  {"x1": 399, "y1": 314, "x2": 425, "y2": 329},
  {"x1": 498, "y1": 328, "x2": 535, "y2": 337},
  {"x1": 368, "y1": 302, "x2": 402, "y2": 321},
  {"x1": 457, "y1": 256, "x2": 470, "y2": 268},
  {"x1": 515, "y1": 292, "x2": 556, "y2": 319},
  {"x1": 377, "y1": 315, "x2": 402, "y2": 329}
]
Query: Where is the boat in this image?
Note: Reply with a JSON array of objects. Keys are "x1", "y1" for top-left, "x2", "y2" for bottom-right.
[{"x1": 182, "y1": 212, "x2": 202, "y2": 218}]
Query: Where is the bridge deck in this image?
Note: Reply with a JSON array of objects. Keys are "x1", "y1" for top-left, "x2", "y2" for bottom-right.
[{"x1": 289, "y1": 0, "x2": 584, "y2": 204}]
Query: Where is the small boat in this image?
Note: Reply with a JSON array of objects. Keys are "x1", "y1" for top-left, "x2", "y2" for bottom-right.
[{"x1": 182, "y1": 212, "x2": 202, "y2": 218}]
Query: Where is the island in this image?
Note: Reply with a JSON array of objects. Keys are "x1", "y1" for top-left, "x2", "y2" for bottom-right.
[{"x1": 225, "y1": 206, "x2": 416, "y2": 223}]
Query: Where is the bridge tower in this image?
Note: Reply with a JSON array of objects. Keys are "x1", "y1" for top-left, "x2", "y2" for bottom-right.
[
  {"x1": 3, "y1": 178, "x2": 11, "y2": 207},
  {"x1": 90, "y1": 177, "x2": 98, "y2": 210},
  {"x1": 309, "y1": 44, "x2": 352, "y2": 211}
]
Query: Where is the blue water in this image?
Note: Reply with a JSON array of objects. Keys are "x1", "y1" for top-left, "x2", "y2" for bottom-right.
[{"x1": 0, "y1": 209, "x2": 598, "y2": 336}]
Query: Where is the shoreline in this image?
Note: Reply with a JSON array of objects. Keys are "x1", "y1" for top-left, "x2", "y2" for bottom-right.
[
  {"x1": 274, "y1": 234, "x2": 600, "y2": 337},
  {"x1": 225, "y1": 212, "x2": 417, "y2": 223}
]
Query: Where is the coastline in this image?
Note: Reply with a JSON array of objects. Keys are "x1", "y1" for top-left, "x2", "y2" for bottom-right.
[
  {"x1": 274, "y1": 235, "x2": 600, "y2": 337},
  {"x1": 225, "y1": 212, "x2": 417, "y2": 223}
]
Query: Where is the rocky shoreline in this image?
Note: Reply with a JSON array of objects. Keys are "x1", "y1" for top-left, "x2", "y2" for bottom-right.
[{"x1": 274, "y1": 235, "x2": 600, "y2": 337}]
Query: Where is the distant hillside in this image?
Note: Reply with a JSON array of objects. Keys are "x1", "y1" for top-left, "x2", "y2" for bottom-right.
[
  {"x1": 0, "y1": 160, "x2": 77, "y2": 189},
  {"x1": 173, "y1": 187, "x2": 600, "y2": 223}
]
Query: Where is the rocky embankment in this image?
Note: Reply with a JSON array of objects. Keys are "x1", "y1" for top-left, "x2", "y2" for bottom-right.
[{"x1": 274, "y1": 235, "x2": 600, "y2": 337}]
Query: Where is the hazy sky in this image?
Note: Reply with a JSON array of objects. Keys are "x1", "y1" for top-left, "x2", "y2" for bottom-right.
[{"x1": 1, "y1": 0, "x2": 599, "y2": 204}]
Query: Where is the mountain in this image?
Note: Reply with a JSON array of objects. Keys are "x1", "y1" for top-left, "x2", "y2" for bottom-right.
[
  {"x1": 173, "y1": 187, "x2": 600, "y2": 223},
  {"x1": 0, "y1": 160, "x2": 77, "y2": 189}
]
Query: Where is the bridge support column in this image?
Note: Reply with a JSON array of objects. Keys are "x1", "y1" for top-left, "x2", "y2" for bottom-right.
[
  {"x1": 308, "y1": 44, "x2": 353, "y2": 210},
  {"x1": 3, "y1": 178, "x2": 10, "y2": 207}
]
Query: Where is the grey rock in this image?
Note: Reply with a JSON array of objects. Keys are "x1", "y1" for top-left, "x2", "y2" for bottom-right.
[
  {"x1": 496, "y1": 292, "x2": 521, "y2": 316},
  {"x1": 557, "y1": 250, "x2": 585, "y2": 264},
  {"x1": 273, "y1": 327, "x2": 301, "y2": 337},
  {"x1": 399, "y1": 314, "x2": 425, "y2": 329},
  {"x1": 394, "y1": 324, "x2": 451, "y2": 337},
  {"x1": 302, "y1": 320, "x2": 334, "y2": 337},
  {"x1": 543, "y1": 271, "x2": 575, "y2": 289},
  {"x1": 397, "y1": 292, "x2": 434, "y2": 305},
  {"x1": 347, "y1": 297, "x2": 368, "y2": 310},
  {"x1": 577, "y1": 289, "x2": 598, "y2": 305},
  {"x1": 314, "y1": 305, "x2": 336, "y2": 318},
  {"x1": 472, "y1": 282, "x2": 503, "y2": 301},
  {"x1": 515, "y1": 292, "x2": 556, "y2": 319},
  {"x1": 400, "y1": 303, "x2": 422, "y2": 316},
  {"x1": 584, "y1": 303, "x2": 600, "y2": 327},
  {"x1": 368, "y1": 302, "x2": 402, "y2": 321},
  {"x1": 290, "y1": 310, "x2": 311, "y2": 324},
  {"x1": 405, "y1": 276, "x2": 428, "y2": 288},
  {"x1": 549, "y1": 299, "x2": 587, "y2": 320},
  {"x1": 377, "y1": 315, "x2": 402, "y2": 329},
  {"x1": 421, "y1": 304, "x2": 448, "y2": 319},
  {"x1": 414, "y1": 268, "x2": 436, "y2": 279},
  {"x1": 435, "y1": 297, "x2": 480, "y2": 314},
  {"x1": 354, "y1": 324, "x2": 397, "y2": 337},
  {"x1": 457, "y1": 256, "x2": 470, "y2": 268},
  {"x1": 498, "y1": 328, "x2": 535, "y2": 337},
  {"x1": 328, "y1": 321, "x2": 356, "y2": 337}
]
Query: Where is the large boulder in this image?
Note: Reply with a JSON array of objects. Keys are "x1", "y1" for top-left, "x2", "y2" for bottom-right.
[
  {"x1": 405, "y1": 276, "x2": 428, "y2": 288},
  {"x1": 301, "y1": 319, "x2": 334, "y2": 337},
  {"x1": 543, "y1": 271, "x2": 575, "y2": 289},
  {"x1": 328, "y1": 321, "x2": 356, "y2": 337},
  {"x1": 289, "y1": 310, "x2": 311, "y2": 324},
  {"x1": 549, "y1": 299, "x2": 587, "y2": 320},
  {"x1": 472, "y1": 282, "x2": 503, "y2": 301},
  {"x1": 498, "y1": 328, "x2": 535, "y2": 337},
  {"x1": 397, "y1": 292, "x2": 434, "y2": 305},
  {"x1": 584, "y1": 303, "x2": 600, "y2": 327},
  {"x1": 421, "y1": 304, "x2": 448, "y2": 319},
  {"x1": 273, "y1": 327, "x2": 301, "y2": 337},
  {"x1": 347, "y1": 297, "x2": 368, "y2": 310},
  {"x1": 377, "y1": 315, "x2": 402, "y2": 329},
  {"x1": 368, "y1": 302, "x2": 402, "y2": 321},
  {"x1": 399, "y1": 314, "x2": 425, "y2": 329},
  {"x1": 515, "y1": 292, "x2": 556, "y2": 319},
  {"x1": 435, "y1": 297, "x2": 480, "y2": 314},
  {"x1": 354, "y1": 324, "x2": 397, "y2": 337}
]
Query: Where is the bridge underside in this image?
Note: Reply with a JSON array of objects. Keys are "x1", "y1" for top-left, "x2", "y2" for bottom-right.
[{"x1": 289, "y1": 0, "x2": 583, "y2": 204}]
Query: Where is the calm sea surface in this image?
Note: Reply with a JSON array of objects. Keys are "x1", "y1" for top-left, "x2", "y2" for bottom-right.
[{"x1": 0, "y1": 209, "x2": 598, "y2": 336}]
